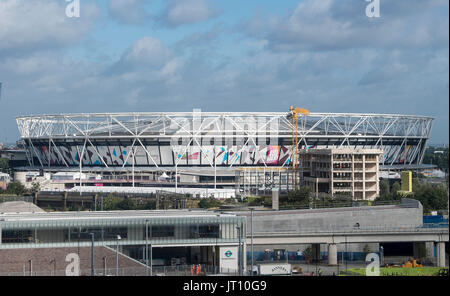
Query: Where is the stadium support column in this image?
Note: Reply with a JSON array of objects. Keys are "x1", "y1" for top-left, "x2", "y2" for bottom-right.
[{"x1": 328, "y1": 244, "x2": 337, "y2": 265}]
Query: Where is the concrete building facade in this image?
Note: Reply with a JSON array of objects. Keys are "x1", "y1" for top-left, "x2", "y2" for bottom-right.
[{"x1": 300, "y1": 148, "x2": 382, "y2": 200}]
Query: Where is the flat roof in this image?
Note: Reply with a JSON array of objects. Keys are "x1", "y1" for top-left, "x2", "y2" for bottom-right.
[
  {"x1": 0, "y1": 201, "x2": 45, "y2": 214},
  {"x1": 0, "y1": 209, "x2": 237, "y2": 222}
]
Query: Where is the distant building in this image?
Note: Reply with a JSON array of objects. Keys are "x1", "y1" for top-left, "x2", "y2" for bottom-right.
[
  {"x1": 300, "y1": 148, "x2": 382, "y2": 200},
  {"x1": 401, "y1": 171, "x2": 412, "y2": 192}
]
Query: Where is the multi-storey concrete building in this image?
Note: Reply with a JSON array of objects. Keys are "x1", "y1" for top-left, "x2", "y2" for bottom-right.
[{"x1": 300, "y1": 148, "x2": 382, "y2": 200}]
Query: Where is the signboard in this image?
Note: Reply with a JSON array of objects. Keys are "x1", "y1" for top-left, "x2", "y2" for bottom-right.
[
  {"x1": 258, "y1": 263, "x2": 291, "y2": 275},
  {"x1": 219, "y1": 246, "x2": 238, "y2": 273},
  {"x1": 266, "y1": 146, "x2": 280, "y2": 165}
]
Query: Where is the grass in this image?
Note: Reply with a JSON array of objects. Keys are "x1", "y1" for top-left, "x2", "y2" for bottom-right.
[{"x1": 340, "y1": 267, "x2": 447, "y2": 276}]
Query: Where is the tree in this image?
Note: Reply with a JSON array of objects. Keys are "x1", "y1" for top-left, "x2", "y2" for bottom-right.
[
  {"x1": 411, "y1": 182, "x2": 448, "y2": 214},
  {"x1": 198, "y1": 197, "x2": 222, "y2": 209},
  {"x1": 391, "y1": 181, "x2": 402, "y2": 200},
  {"x1": 31, "y1": 182, "x2": 41, "y2": 194},
  {"x1": 0, "y1": 158, "x2": 9, "y2": 173},
  {"x1": 379, "y1": 179, "x2": 390, "y2": 197},
  {"x1": 423, "y1": 146, "x2": 449, "y2": 172},
  {"x1": 117, "y1": 198, "x2": 136, "y2": 210},
  {"x1": 102, "y1": 194, "x2": 122, "y2": 211},
  {"x1": 287, "y1": 187, "x2": 311, "y2": 205},
  {"x1": 5, "y1": 181, "x2": 27, "y2": 196}
]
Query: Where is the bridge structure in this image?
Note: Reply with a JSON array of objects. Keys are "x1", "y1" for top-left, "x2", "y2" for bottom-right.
[{"x1": 249, "y1": 226, "x2": 449, "y2": 267}]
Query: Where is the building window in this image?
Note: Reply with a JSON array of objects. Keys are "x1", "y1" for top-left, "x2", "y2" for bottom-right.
[
  {"x1": 2, "y1": 230, "x2": 33, "y2": 243},
  {"x1": 152, "y1": 225, "x2": 175, "y2": 238},
  {"x1": 198, "y1": 224, "x2": 220, "y2": 238},
  {"x1": 189, "y1": 224, "x2": 220, "y2": 239}
]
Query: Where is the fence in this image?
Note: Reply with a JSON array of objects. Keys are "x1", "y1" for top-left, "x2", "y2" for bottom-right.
[
  {"x1": 0, "y1": 265, "x2": 240, "y2": 277},
  {"x1": 278, "y1": 199, "x2": 403, "y2": 211}
]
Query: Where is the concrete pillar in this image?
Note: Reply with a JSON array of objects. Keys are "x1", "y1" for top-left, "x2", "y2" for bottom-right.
[
  {"x1": 437, "y1": 242, "x2": 446, "y2": 268},
  {"x1": 272, "y1": 188, "x2": 279, "y2": 210},
  {"x1": 63, "y1": 192, "x2": 68, "y2": 211},
  {"x1": 312, "y1": 244, "x2": 320, "y2": 262},
  {"x1": 328, "y1": 243, "x2": 337, "y2": 265},
  {"x1": 413, "y1": 242, "x2": 423, "y2": 259},
  {"x1": 242, "y1": 242, "x2": 247, "y2": 274},
  {"x1": 425, "y1": 242, "x2": 435, "y2": 258}
]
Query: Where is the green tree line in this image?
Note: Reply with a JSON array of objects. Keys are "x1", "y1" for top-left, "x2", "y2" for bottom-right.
[
  {"x1": 377, "y1": 178, "x2": 448, "y2": 214},
  {"x1": 423, "y1": 146, "x2": 449, "y2": 172}
]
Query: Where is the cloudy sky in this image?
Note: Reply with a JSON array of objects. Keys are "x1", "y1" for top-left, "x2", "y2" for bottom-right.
[{"x1": 0, "y1": 0, "x2": 448, "y2": 144}]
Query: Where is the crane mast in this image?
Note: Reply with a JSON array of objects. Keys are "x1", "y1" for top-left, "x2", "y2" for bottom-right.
[{"x1": 289, "y1": 106, "x2": 310, "y2": 190}]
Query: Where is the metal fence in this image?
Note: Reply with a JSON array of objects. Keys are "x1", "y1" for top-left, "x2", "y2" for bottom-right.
[
  {"x1": 253, "y1": 224, "x2": 449, "y2": 235},
  {"x1": 278, "y1": 199, "x2": 403, "y2": 211},
  {"x1": 0, "y1": 265, "x2": 240, "y2": 277}
]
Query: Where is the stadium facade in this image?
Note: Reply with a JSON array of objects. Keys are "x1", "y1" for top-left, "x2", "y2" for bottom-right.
[{"x1": 16, "y1": 111, "x2": 434, "y2": 173}]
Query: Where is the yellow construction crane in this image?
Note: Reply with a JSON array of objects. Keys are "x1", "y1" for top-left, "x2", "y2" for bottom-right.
[{"x1": 289, "y1": 106, "x2": 310, "y2": 189}]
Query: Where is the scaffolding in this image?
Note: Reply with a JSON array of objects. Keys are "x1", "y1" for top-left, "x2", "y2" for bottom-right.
[{"x1": 235, "y1": 168, "x2": 299, "y2": 196}]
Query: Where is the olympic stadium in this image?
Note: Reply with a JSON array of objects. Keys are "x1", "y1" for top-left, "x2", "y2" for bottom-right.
[{"x1": 15, "y1": 111, "x2": 433, "y2": 172}]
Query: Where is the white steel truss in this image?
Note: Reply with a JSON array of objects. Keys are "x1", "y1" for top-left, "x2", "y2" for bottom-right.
[{"x1": 16, "y1": 111, "x2": 434, "y2": 170}]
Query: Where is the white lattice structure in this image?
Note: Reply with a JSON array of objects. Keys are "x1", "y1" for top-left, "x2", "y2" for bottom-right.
[{"x1": 16, "y1": 111, "x2": 433, "y2": 171}]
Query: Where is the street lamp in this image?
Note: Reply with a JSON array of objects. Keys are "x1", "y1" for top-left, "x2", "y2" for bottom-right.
[
  {"x1": 380, "y1": 246, "x2": 384, "y2": 267},
  {"x1": 250, "y1": 208, "x2": 254, "y2": 276},
  {"x1": 90, "y1": 233, "x2": 95, "y2": 276},
  {"x1": 50, "y1": 259, "x2": 56, "y2": 276},
  {"x1": 236, "y1": 225, "x2": 242, "y2": 276},
  {"x1": 116, "y1": 235, "x2": 121, "y2": 276},
  {"x1": 145, "y1": 219, "x2": 153, "y2": 276}
]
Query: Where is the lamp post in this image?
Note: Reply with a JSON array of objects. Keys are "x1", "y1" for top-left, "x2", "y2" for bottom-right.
[
  {"x1": 145, "y1": 219, "x2": 153, "y2": 276},
  {"x1": 236, "y1": 225, "x2": 242, "y2": 276},
  {"x1": 380, "y1": 246, "x2": 384, "y2": 267},
  {"x1": 250, "y1": 208, "x2": 254, "y2": 276},
  {"x1": 50, "y1": 258, "x2": 56, "y2": 276},
  {"x1": 90, "y1": 233, "x2": 95, "y2": 276},
  {"x1": 150, "y1": 243, "x2": 153, "y2": 276},
  {"x1": 116, "y1": 235, "x2": 121, "y2": 276}
]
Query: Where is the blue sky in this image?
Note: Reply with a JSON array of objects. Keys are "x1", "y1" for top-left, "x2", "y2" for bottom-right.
[{"x1": 0, "y1": 0, "x2": 448, "y2": 144}]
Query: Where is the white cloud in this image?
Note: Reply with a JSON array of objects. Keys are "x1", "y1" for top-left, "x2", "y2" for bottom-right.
[
  {"x1": 0, "y1": 0, "x2": 100, "y2": 53},
  {"x1": 115, "y1": 36, "x2": 174, "y2": 71},
  {"x1": 0, "y1": 0, "x2": 447, "y2": 144},
  {"x1": 245, "y1": 0, "x2": 449, "y2": 52},
  {"x1": 162, "y1": 0, "x2": 220, "y2": 27},
  {"x1": 108, "y1": 0, "x2": 150, "y2": 24}
]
